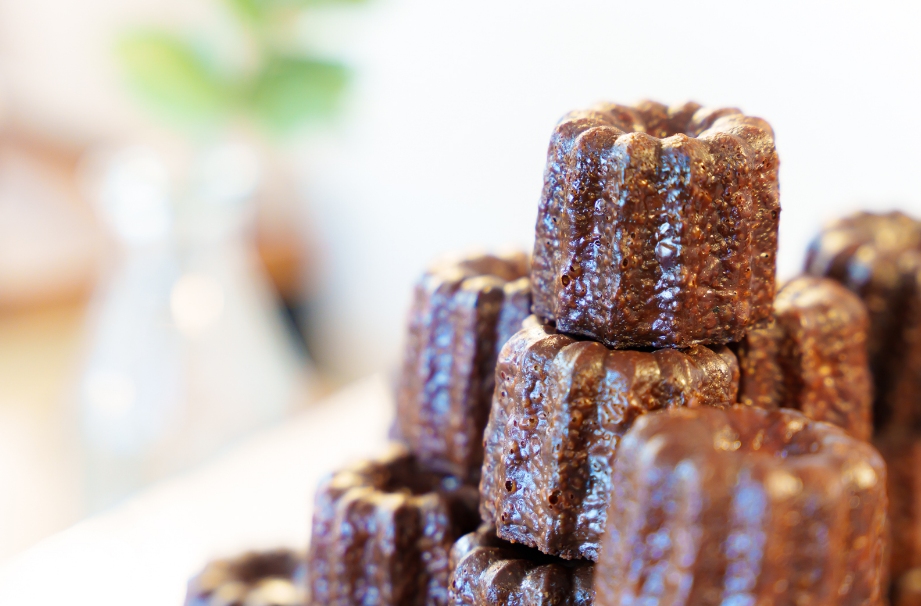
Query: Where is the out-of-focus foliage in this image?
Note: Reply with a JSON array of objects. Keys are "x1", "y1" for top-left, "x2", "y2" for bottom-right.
[
  {"x1": 117, "y1": 0, "x2": 366, "y2": 138},
  {"x1": 118, "y1": 33, "x2": 231, "y2": 130},
  {"x1": 250, "y1": 57, "x2": 348, "y2": 133}
]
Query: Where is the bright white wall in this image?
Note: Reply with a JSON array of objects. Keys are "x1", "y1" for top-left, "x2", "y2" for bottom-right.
[
  {"x1": 300, "y1": 0, "x2": 921, "y2": 377},
  {"x1": 2, "y1": 0, "x2": 920, "y2": 379}
]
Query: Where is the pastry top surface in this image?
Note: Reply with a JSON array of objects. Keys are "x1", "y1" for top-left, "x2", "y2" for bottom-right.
[
  {"x1": 185, "y1": 549, "x2": 304, "y2": 606},
  {"x1": 622, "y1": 404, "x2": 864, "y2": 460},
  {"x1": 500, "y1": 315, "x2": 741, "y2": 410},
  {"x1": 806, "y1": 211, "x2": 921, "y2": 286},
  {"x1": 557, "y1": 100, "x2": 774, "y2": 142},
  {"x1": 774, "y1": 274, "x2": 867, "y2": 320},
  {"x1": 320, "y1": 443, "x2": 474, "y2": 503},
  {"x1": 449, "y1": 525, "x2": 594, "y2": 606},
  {"x1": 423, "y1": 250, "x2": 530, "y2": 293}
]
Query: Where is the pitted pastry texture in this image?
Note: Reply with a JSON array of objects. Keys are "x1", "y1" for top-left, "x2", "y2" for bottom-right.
[
  {"x1": 449, "y1": 525, "x2": 593, "y2": 606},
  {"x1": 532, "y1": 100, "x2": 779, "y2": 349},
  {"x1": 394, "y1": 251, "x2": 531, "y2": 483},
  {"x1": 596, "y1": 406, "x2": 889, "y2": 606},
  {"x1": 805, "y1": 211, "x2": 921, "y2": 430},
  {"x1": 307, "y1": 445, "x2": 479, "y2": 606},
  {"x1": 479, "y1": 316, "x2": 739, "y2": 561},
  {"x1": 735, "y1": 275, "x2": 873, "y2": 439}
]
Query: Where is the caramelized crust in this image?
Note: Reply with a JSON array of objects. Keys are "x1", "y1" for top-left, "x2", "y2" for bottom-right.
[
  {"x1": 596, "y1": 406, "x2": 889, "y2": 606},
  {"x1": 479, "y1": 316, "x2": 739, "y2": 561},
  {"x1": 532, "y1": 100, "x2": 779, "y2": 349},
  {"x1": 735, "y1": 275, "x2": 873, "y2": 439},
  {"x1": 805, "y1": 211, "x2": 921, "y2": 431},
  {"x1": 449, "y1": 526, "x2": 594, "y2": 606},
  {"x1": 895, "y1": 569, "x2": 921, "y2": 606},
  {"x1": 394, "y1": 251, "x2": 531, "y2": 483},
  {"x1": 307, "y1": 445, "x2": 479, "y2": 606},
  {"x1": 875, "y1": 431, "x2": 921, "y2": 580}
]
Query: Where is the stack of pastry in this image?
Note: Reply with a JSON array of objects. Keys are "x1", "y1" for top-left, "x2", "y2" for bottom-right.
[
  {"x1": 188, "y1": 102, "x2": 894, "y2": 605},
  {"x1": 806, "y1": 211, "x2": 921, "y2": 606}
]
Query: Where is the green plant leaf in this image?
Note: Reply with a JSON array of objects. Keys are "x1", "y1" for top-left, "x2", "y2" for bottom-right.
[
  {"x1": 247, "y1": 56, "x2": 348, "y2": 134},
  {"x1": 225, "y1": 0, "x2": 268, "y2": 23},
  {"x1": 295, "y1": 0, "x2": 370, "y2": 5},
  {"x1": 224, "y1": 0, "x2": 368, "y2": 15},
  {"x1": 117, "y1": 31, "x2": 230, "y2": 129}
]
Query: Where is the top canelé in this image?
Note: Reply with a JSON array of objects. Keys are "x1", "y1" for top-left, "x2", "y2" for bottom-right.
[{"x1": 532, "y1": 100, "x2": 779, "y2": 348}]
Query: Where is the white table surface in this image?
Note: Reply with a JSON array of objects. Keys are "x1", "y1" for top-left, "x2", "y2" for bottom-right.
[{"x1": 0, "y1": 374, "x2": 394, "y2": 606}]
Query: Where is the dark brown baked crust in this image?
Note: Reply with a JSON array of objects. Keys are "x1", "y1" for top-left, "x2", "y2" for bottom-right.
[
  {"x1": 805, "y1": 211, "x2": 921, "y2": 431},
  {"x1": 185, "y1": 549, "x2": 305, "y2": 606},
  {"x1": 449, "y1": 525, "x2": 593, "y2": 606},
  {"x1": 875, "y1": 431, "x2": 921, "y2": 580},
  {"x1": 735, "y1": 275, "x2": 873, "y2": 440},
  {"x1": 307, "y1": 445, "x2": 479, "y2": 606},
  {"x1": 532, "y1": 100, "x2": 779, "y2": 349},
  {"x1": 479, "y1": 316, "x2": 739, "y2": 561},
  {"x1": 394, "y1": 251, "x2": 531, "y2": 483},
  {"x1": 596, "y1": 406, "x2": 888, "y2": 606},
  {"x1": 895, "y1": 569, "x2": 921, "y2": 606}
]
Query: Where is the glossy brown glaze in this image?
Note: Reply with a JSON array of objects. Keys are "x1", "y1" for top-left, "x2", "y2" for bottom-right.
[
  {"x1": 307, "y1": 445, "x2": 479, "y2": 606},
  {"x1": 805, "y1": 211, "x2": 921, "y2": 431},
  {"x1": 532, "y1": 100, "x2": 779, "y2": 349},
  {"x1": 449, "y1": 525, "x2": 594, "y2": 606},
  {"x1": 875, "y1": 431, "x2": 921, "y2": 580},
  {"x1": 186, "y1": 549, "x2": 305, "y2": 606},
  {"x1": 895, "y1": 569, "x2": 921, "y2": 606},
  {"x1": 394, "y1": 251, "x2": 531, "y2": 483},
  {"x1": 735, "y1": 275, "x2": 873, "y2": 440},
  {"x1": 596, "y1": 406, "x2": 889, "y2": 606},
  {"x1": 479, "y1": 316, "x2": 739, "y2": 561}
]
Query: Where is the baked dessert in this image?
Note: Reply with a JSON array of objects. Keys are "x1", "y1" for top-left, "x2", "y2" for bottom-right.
[
  {"x1": 875, "y1": 431, "x2": 921, "y2": 580},
  {"x1": 449, "y1": 525, "x2": 594, "y2": 606},
  {"x1": 185, "y1": 549, "x2": 305, "y2": 606},
  {"x1": 805, "y1": 210, "x2": 921, "y2": 429},
  {"x1": 895, "y1": 569, "x2": 921, "y2": 606},
  {"x1": 532, "y1": 100, "x2": 779, "y2": 349},
  {"x1": 307, "y1": 444, "x2": 479, "y2": 606},
  {"x1": 479, "y1": 316, "x2": 739, "y2": 561},
  {"x1": 734, "y1": 275, "x2": 873, "y2": 440},
  {"x1": 596, "y1": 406, "x2": 888, "y2": 606},
  {"x1": 394, "y1": 250, "x2": 531, "y2": 483}
]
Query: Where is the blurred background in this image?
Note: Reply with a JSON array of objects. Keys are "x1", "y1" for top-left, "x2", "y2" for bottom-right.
[{"x1": 0, "y1": 0, "x2": 919, "y2": 563}]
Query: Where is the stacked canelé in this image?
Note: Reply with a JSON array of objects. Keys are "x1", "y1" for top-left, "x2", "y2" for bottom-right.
[
  {"x1": 304, "y1": 251, "x2": 533, "y2": 605},
  {"x1": 806, "y1": 211, "x2": 921, "y2": 595},
  {"x1": 184, "y1": 101, "x2": 892, "y2": 606},
  {"x1": 467, "y1": 101, "x2": 886, "y2": 606}
]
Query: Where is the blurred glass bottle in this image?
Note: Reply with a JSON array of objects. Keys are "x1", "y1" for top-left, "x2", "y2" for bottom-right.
[{"x1": 77, "y1": 145, "x2": 303, "y2": 511}]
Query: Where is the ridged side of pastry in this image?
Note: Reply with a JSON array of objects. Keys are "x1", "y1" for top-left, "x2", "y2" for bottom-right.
[
  {"x1": 479, "y1": 316, "x2": 739, "y2": 561},
  {"x1": 532, "y1": 101, "x2": 779, "y2": 349},
  {"x1": 736, "y1": 275, "x2": 873, "y2": 440},
  {"x1": 394, "y1": 251, "x2": 531, "y2": 483},
  {"x1": 596, "y1": 406, "x2": 889, "y2": 606},
  {"x1": 805, "y1": 211, "x2": 921, "y2": 430},
  {"x1": 307, "y1": 446, "x2": 479, "y2": 606},
  {"x1": 875, "y1": 432, "x2": 921, "y2": 580}
]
